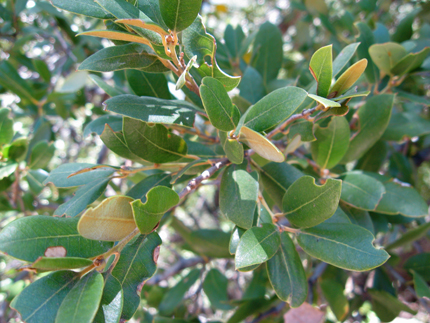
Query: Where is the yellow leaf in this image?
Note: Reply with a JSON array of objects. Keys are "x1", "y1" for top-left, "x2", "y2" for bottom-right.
[
  {"x1": 329, "y1": 59, "x2": 367, "y2": 97},
  {"x1": 215, "y1": 4, "x2": 228, "y2": 13},
  {"x1": 115, "y1": 19, "x2": 169, "y2": 47},
  {"x1": 78, "y1": 196, "x2": 136, "y2": 241},
  {"x1": 242, "y1": 52, "x2": 252, "y2": 64},
  {"x1": 78, "y1": 30, "x2": 151, "y2": 47},
  {"x1": 239, "y1": 126, "x2": 285, "y2": 163}
]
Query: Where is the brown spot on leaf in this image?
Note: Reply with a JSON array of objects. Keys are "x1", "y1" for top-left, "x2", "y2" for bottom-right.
[
  {"x1": 153, "y1": 245, "x2": 161, "y2": 264},
  {"x1": 44, "y1": 246, "x2": 67, "y2": 258}
]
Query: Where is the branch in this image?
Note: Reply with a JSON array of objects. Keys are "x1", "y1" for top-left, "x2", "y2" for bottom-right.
[
  {"x1": 178, "y1": 158, "x2": 230, "y2": 199},
  {"x1": 266, "y1": 106, "x2": 319, "y2": 139}
]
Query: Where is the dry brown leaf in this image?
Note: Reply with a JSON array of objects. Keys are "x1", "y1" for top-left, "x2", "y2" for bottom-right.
[{"x1": 284, "y1": 302, "x2": 325, "y2": 323}]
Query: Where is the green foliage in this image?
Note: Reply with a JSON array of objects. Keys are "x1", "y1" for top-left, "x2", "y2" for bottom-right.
[{"x1": 0, "y1": 0, "x2": 429, "y2": 322}]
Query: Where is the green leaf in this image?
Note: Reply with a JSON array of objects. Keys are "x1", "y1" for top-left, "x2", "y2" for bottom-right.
[
  {"x1": 266, "y1": 231, "x2": 307, "y2": 307},
  {"x1": 136, "y1": 0, "x2": 168, "y2": 30},
  {"x1": 386, "y1": 222, "x2": 430, "y2": 250},
  {"x1": 282, "y1": 176, "x2": 342, "y2": 228},
  {"x1": 203, "y1": 269, "x2": 234, "y2": 310},
  {"x1": 10, "y1": 271, "x2": 80, "y2": 323},
  {"x1": 78, "y1": 196, "x2": 136, "y2": 241},
  {"x1": 101, "y1": 125, "x2": 144, "y2": 162},
  {"x1": 54, "y1": 177, "x2": 111, "y2": 217},
  {"x1": 382, "y1": 112, "x2": 430, "y2": 141},
  {"x1": 239, "y1": 126, "x2": 285, "y2": 163},
  {"x1": 320, "y1": 279, "x2": 349, "y2": 321},
  {"x1": 126, "y1": 70, "x2": 171, "y2": 99},
  {"x1": 158, "y1": 269, "x2": 201, "y2": 316},
  {"x1": 309, "y1": 45, "x2": 333, "y2": 98},
  {"x1": 404, "y1": 253, "x2": 430, "y2": 281},
  {"x1": 229, "y1": 226, "x2": 246, "y2": 255},
  {"x1": 112, "y1": 233, "x2": 162, "y2": 320},
  {"x1": 127, "y1": 173, "x2": 172, "y2": 200},
  {"x1": 391, "y1": 47, "x2": 430, "y2": 76},
  {"x1": 375, "y1": 180, "x2": 429, "y2": 217},
  {"x1": 159, "y1": 0, "x2": 202, "y2": 31},
  {"x1": 104, "y1": 95, "x2": 196, "y2": 128},
  {"x1": 28, "y1": 257, "x2": 93, "y2": 271},
  {"x1": 235, "y1": 223, "x2": 281, "y2": 271},
  {"x1": 55, "y1": 271, "x2": 104, "y2": 323},
  {"x1": 28, "y1": 140, "x2": 55, "y2": 170},
  {"x1": 341, "y1": 94, "x2": 394, "y2": 163},
  {"x1": 51, "y1": 0, "x2": 113, "y2": 18},
  {"x1": 330, "y1": 59, "x2": 367, "y2": 97},
  {"x1": 392, "y1": 10, "x2": 417, "y2": 43},
  {"x1": 297, "y1": 223, "x2": 389, "y2": 271},
  {"x1": 219, "y1": 131, "x2": 244, "y2": 165},
  {"x1": 412, "y1": 271, "x2": 430, "y2": 298},
  {"x1": 368, "y1": 289, "x2": 416, "y2": 322},
  {"x1": 224, "y1": 24, "x2": 245, "y2": 59},
  {"x1": 243, "y1": 87, "x2": 308, "y2": 133},
  {"x1": 26, "y1": 169, "x2": 49, "y2": 194},
  {"x1": 78, "y1": 44, "x2": 167, "y2": 73},
  {"x1": 251, "y1": 21, "x2": 283, "y2": 85},
  {"x1": 239, "y1": 67, "x2": 265, "y2": 104},
  {"x1": 332, "y1": 42, "x2": 360, "y2": 77},
  {"x1": 182, "y1": 15, "x2": 215, "y2": 66},
  {"x1": 123, "y1": 118, "x2": 187, "y2": 163},
  {"x1": 0, "y1": 60, "x2": 37, "y2": 104},
  {"x1": 0, "y1": 162, "x2": 17, "y2": 180},
  {"x1": 355, "y1": 22, "x2": 379, "y2": 83},
  {"x1": 259, "y1": 162, "x2": 304, "y2": 208},
  {"x1": 89, "y1": 74, "x2": 127, "y2": 97},
  {"x1": 201, "y1": 77, "x2": 240, "y2": 132},
  {"x1": 132, "y1": 186, "x2": 179, "y2": 234},
  {"x1": 57, "y1": 71, "x2": 88, "y2": 93},
  {"x1": 287, "y1": 119, "x2": 316, "y2": 142},
  {"x1": 84, "y1": 115, "x2": 123, "y2": 137},
  {"x1": 343, "y1": 206, "x2": 374, "y2": 234},
  {"x1": 340, "y1": 171, "x2": 385, "y2": 211},
  {"x1": 220, "y1": 165, "x2": 259, "y2": 229},
  {"x1": 368, "y1": 42, "x2": 407, "y2": 75},
  {"x1": 311, "y1": 117, "x2": 350, "y2": 169},
  {"x1": 307, "y1": 94, "x2": 340, "y2": 109},
  {"x1": 4, "y1": 137, "x2": 28, "y2": 162},
  {"x1": 0, "y1": 215, "x2": 113, "y2": 262},
  {"x1": 0, "y1": 108, "x2": 14, "y2": 146},
  {"x1": 44, "y1": 163, "x2": 115, "y2": 188},
  {"x1": 332, "y1": 89, "x2": 370, "y2": 101},
  {"x1": 94, "y1": 275, "x2": 123, "y2": 323}
]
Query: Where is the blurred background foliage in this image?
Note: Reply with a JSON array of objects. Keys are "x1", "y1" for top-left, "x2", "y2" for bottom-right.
[{"x1": 0, "y1": 0, "x2": 430, "y2": 322}]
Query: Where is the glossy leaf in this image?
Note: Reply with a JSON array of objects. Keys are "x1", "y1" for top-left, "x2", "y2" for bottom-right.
[
  {"x1": 78, "y1": 44, "x2": 167, "y2": 73},
  {"x1": 368, "y1": 42, "x2": 407, "y2": 75},
  {"x1": 126, "y1": 70, "x2": 171, "y2": 99},
  {"x1": 159, "y1": 0, "x2": 202, "y2": 31},
  {"x1": 78, "y1": 196, "x2": 136, "y2": 241},
  {"x1": 340, "y1": 171, "x2": 385, "y2": 211},
  {"x1": 329, "y1": 59, "x2": 367, "y2": 97},
  {"x1": 243, "y1": 87, "x2": 308, "y2": 133},
  {"x1": 239, "y1": 126, "x2": 284, "y2": 163},
  {"x1": 51, "y1": 0, "x2": 113, "y2": 18},
  {"x1": 10, "y1": 271, "x2": 80, "y2": 323},
  {"x1": 282, "y1": 176, "x2": 342, "y2": 228},
  {"x1": 104, "y1": 94, "x2": 196, "y2": 127},
  {"x1": 0, "y1": 215, "x2": 113, "y2": 262},
  {"x1": 182, "y1": 15, "x2": 215, "y2": 66},
  {"x1": 55, "y1": 271, "x2": 104, "y2": 323},
  {"x1": 311, "y1": 117, "x2": 350, "y2": 169},
  {"x1": 391, "y1": 47, "x2": 430, "y2": 76},
  {"x1": 123, "y1": 118, "x2": 187, "y2": 163},
  {"x1": 267, "y1": 231, "x2": 307, "y2": 307},
  {"x1": 83, "y1": 115, "x2": 123, "y2": 137},
  {"x1": 307, "y1": 94, "x2": 340, "y2": 109},
  {"x1": 132, "y1": 186, "x2": 179, "y2": 234},
  {"x1": 89, "y1": 74, "x2": 126, "y2": 97},
  {"x1": 309, "y1": 45, "x2": 332, "y2": 98},
  {"x1": 298, "y1": 223, "x2": 389, "y2": 271},
  {"x1": 27, "y1": 169, "x2": 49, "y2": 194},
  {"x1": 341, "y1": 94, "x2": 394, "y2": 163},
  {"x1": 235, "y1": 223, "x2": 281, "y2": 271},
  {"x1": 220, "y1": 165, "x2": 259, "y2": 229},
  {"x1": 100, "y1": 125, "x2": 145, "y2": 162},
  {"x1": 94, "y1": 275, "x2": 123, "y2": 323},
  {"x1": 332, "y1": 42, "x2": 360, "y2": 77},
  {"x1": 203, "y1": 269, "x2": 234, "y2": 310},
  {"x1": 127, "y1": 173, "x2": 172, "y2": 200},
  {"x1": 112, "y1": 233, "x2": 162, "y2": 320},
  {"x1": 200, "y1": 77, "x2": 240, "y2": 131}
]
